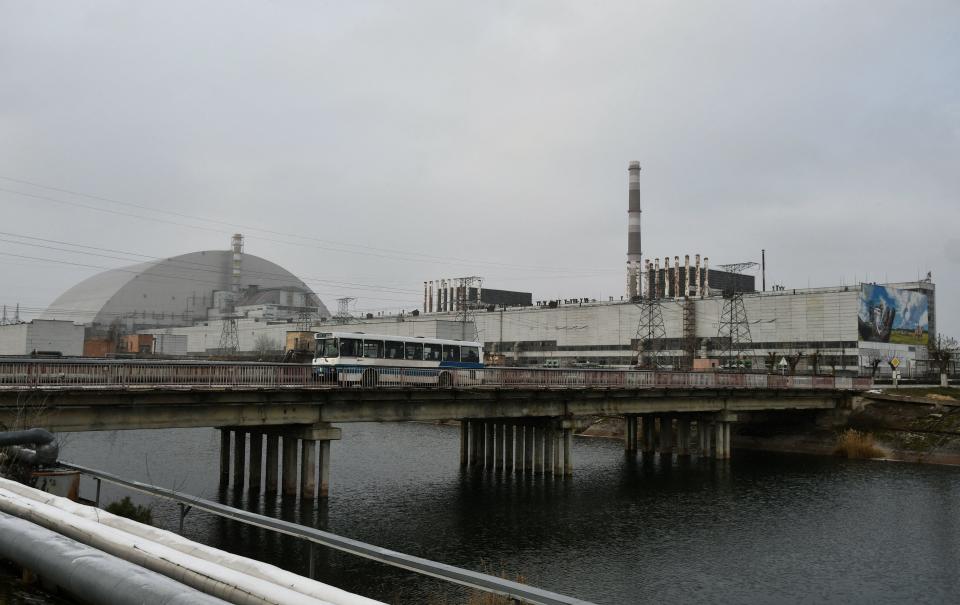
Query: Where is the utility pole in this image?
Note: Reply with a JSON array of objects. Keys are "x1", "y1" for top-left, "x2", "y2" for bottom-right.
[{"x1": 454, "y1": 276, "x2": 482, "y2": 341}]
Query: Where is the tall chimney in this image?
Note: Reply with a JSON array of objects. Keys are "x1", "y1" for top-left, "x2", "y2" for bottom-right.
[
  {"x1": 653, "y1": 258, "x2": 661, "y2": 298},
  {"x1": 695, "y1": 254, "x2": 701, "y2": 297},
  {"x1": 428, "y1": 281, "x2": 434, "y2": 313},
  {"x1": 423, "y1": 282, "x2": 428, "y2": 312},
  {"x1": 673, "y1": 256, "x2": 680, "y2": 300},
  {"x1": 626, "y1": 161, "x2": 642, "y2": 298},
  {"x1": 684, "y1": 255, "x2": 691, "y2": 298}
]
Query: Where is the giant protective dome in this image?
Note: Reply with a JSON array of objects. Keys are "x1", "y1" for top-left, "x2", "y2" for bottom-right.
[{"x1": 41, "y1": 250, "x2": 329, "y2": 327}]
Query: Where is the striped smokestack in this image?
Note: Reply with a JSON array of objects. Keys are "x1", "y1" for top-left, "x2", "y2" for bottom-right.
[{"x1": 626, "y1": 161, "x2": 642, "y2": 298}]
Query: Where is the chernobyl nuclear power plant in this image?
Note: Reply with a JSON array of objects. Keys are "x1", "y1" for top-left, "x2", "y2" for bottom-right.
[{"x1": 0, "y1": 162, "x2": 936, "y2": 377}]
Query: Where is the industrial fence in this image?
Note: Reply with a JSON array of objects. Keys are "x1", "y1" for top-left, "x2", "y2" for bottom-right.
[{"x1": 0, "y1": 359, "x2": 873, "y2": 391}]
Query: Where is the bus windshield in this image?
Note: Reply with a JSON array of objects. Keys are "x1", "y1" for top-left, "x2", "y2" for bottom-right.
[{"x1": 317, "y1": 338, "x2": 339, "y2": 358}]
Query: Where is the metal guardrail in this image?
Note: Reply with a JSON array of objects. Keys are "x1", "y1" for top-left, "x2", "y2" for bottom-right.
[
  {"x1": 61, "y1": 462, "x2": 595, "y2": 605},
  {"x1": 0, "y1": 359, "x2": 873, "y2": 391}
]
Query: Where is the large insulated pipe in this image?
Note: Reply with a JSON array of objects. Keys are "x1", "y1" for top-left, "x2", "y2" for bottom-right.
[
  {"x1": 626, "y1": 161, "x2": 642, "y2": 298},
  {"x1": 0, "y1": 511, "x2": 229, "y2": 605},
  {"x1": 0, "y1": 478, "x2": 381, "y2": 605},
  {"x1": 0, "y1": 428, "x2": 57, "y2": 466},
  {"x1": 0, "y1": 488, "x2": 337, "y2": 605}
]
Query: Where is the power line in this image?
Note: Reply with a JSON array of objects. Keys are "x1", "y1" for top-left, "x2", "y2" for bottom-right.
[{"x1": 0, "y1": 178, "x2": 622, "y2": 275}]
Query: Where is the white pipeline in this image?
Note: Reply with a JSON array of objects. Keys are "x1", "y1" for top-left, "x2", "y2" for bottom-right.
[{"x1": 0, "y1": 478, "x2": 375, "y2": 605}]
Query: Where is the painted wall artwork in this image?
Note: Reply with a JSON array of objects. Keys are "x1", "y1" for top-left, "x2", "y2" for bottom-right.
[{"x1": 858, "y1": 284, "x2": 928, "y2": 345}]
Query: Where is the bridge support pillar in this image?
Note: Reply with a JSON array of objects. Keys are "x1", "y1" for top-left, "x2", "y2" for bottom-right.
[
  {"x1": 534, "y1": 426, "x2": 545, "y2": 475},
  {"x1": 495, "y1": 423, "x2": 505, "y2": 472},
  {"x1": 249, "y1": 431, "x2": 263, "y2": 493},
  {"x1": 484, "y1": 422, "x2": 494, "y2": 470},
  {"x1": 232, "y1": 429, "x2": 246, "y2": 489},
  {"x1": 552, "y1": 426, "x2": 563, "y2": 476},
  {"x1": 723, "y1": 422, "x2": 732, "y2": 459},
  {"x1": 265, "y1": 434, "x2": 279, "y2": 494},
  {"x1": 624, "y1": 415, "x2": 638, "y2": 452},
  {"x1": 467, "y1": 421, "x2": 480, "y2": 468},
  {"x1": 676, "y1": 418, "x2": 690, "y2": 457},
  {"x1": 642, "y1": 416, "x2": 655, "y2": 454},
  {"x1": 504, "y1": 423, "x2": 515, "y2": 473},
  {"x1": 459, "y1": 422, "x2": 469, "y2": 467},
  {"x1": 659, "y1": 416, "x2": 673, "y2": 457},
  {"x1": 523, "y1": 425, "x2": 533, "y2": 473},
  {"x1": 300, "y1": 439, "x2": 317, "y2": 499},
  {"x1": 219, "y1": 429, "x2": 230, "y2": 485},
  {"x1": 563, "y1": 427, "x2": 573, "y2": 476},
  {"x1": 319, "y1": 439, "x2": 331, "y2": 498},
  {"x1": 714, "y1": 422, "x2": 725, "y2": 460},
  {"x1": 282, "y1": 434, "x2": 298, "y2": 496},
  {"x1": 544, "y1": 425, "x2": 555, "y2": 475}
]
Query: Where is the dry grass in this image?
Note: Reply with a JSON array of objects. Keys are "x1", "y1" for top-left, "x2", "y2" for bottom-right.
[{"x1": 834, "y1": 429, "x2": 885, "y2": 459}]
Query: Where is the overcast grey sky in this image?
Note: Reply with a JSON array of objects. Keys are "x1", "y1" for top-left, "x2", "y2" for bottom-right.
[{"x1": 1, "y1": 1, "x2": 957, "y2": 334}]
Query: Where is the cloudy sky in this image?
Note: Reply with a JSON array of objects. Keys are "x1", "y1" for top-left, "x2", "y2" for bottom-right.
[{"x1": 1, "y1": 1, "x2": 957, "y2": 334}]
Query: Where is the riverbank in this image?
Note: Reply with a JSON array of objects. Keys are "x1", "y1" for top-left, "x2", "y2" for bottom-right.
[{"x1": 578, "y1": 388, "x2": 960, "y2": 467}]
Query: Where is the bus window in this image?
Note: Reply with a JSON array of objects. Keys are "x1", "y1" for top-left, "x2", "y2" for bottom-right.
[
  {"x1": 317, "y1": 338, "x2": 339, "y2": 358},
  {"x1": 461, "y1": 346, "x2": 480, "y2": 363},
  {"x1": 363, "y1": 340, "x2": 384, "y2": 358},
  {"x1": 339, "y1": 338, "x2": 361, "y2": 357},
  {"x1": 384, "y1": 341, "x2": 404, "y2": 360},
  {"x1": 405, "y1": 342, "x2": 423, "y2": 360},
  {"x1": 423, "y1": 343, "x2": 442, "y2": 362},
  {"x1": 442, "y1": 345, "x2": 461, "y2": 362}
]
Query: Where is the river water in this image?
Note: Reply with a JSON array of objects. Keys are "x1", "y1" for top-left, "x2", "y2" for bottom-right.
[{"x1": 6, "y1": 423, "x2": 960, "y2": 604}]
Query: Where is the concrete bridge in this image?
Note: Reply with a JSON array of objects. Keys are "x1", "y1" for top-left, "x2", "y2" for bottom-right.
[{"x1": 0, "y1": 359, "x2": 872, "y2": 498}]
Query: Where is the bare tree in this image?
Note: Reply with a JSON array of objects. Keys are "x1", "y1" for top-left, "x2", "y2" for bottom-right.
[
  {"x1": 929, "y1": 335, "x2": 958, "y2": 387},
  {"x1": 252, "y1": 334, "x2": 281, "y2": 361}
]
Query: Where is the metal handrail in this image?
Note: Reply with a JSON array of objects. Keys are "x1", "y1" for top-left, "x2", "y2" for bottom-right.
[
  {"x1": 61, "y1": 462, "x2": 595, "y2": 605},
  {"x1": 0, "y1": 360, "x2": 873, "y2": 391}
]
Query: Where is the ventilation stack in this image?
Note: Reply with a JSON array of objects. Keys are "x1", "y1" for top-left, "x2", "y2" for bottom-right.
[
  {"x1": 626, "y1": 161, "x2": 642, "y2": 299},
  {"x1": 230, "y1": 234, "x2": 244, "y2": 298}
]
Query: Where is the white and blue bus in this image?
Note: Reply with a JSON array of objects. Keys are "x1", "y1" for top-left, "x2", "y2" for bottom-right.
[{"x1": 313, "y1": 332, "x2": 484, "y2": 386}]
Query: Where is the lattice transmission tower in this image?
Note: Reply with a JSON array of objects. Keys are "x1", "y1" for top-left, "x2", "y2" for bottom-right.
[
  {"x1": 218, "y1": 316, "x2": 240, "y2": 355},
  {"x1": 454, "y1": 276, "x2": 483, "y2": 341},
  {"x1": 634, "y1": 299, "x2": 667, "y2": 369},
  {"x1": 716, "y1": 292, "x2": 753, "y2": 369},
  {"x1": 333, "y1": 297, "x2": 356, "y2": 324}
]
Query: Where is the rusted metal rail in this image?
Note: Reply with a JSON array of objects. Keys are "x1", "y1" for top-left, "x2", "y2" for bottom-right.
[{"x1": 0, "y1": 359, "x2": 872, "y2": 391}]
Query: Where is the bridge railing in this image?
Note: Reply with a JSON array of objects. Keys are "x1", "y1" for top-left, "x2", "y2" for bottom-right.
[{"x1": 0, "y1": 359, "x2": 873, "y2": 391}]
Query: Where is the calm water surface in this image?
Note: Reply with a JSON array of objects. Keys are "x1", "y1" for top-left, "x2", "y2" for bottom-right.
[{"x1": 15, "y1": 423, "x2": 960, "y2": 604}]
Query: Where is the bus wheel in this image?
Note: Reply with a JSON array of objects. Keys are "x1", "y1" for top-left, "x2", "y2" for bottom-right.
[
  {"x1": 438, "y1": 371, "x2": 452, "y2": 388},
  {"x1": 362, "y1": 368, "x2": 378, "y2": 388}
]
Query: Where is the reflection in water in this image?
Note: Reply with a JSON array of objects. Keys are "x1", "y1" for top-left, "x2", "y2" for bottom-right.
[{"x1": 44, "y1": 423, "x2": 960, "y2": 604}]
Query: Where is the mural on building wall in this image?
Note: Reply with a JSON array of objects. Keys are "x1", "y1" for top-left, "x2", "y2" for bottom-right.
[{"x1": 858, "y1": 284, "x2": 928, "y2": 345}]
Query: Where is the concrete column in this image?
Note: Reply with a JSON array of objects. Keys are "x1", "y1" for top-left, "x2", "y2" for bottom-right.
[
  {"x1": 563, "y1": 428, "x2": 573, "y2": 476},
  {"x1": 469, "y1": 421, "x2": 481, "y2": 467},
  {"x1": 676, "y1": 418, "x2": 690, "y2": 457},
  {"x1": 535, "y1": 426, "x2": 545, "y2": 475},
  {"x1": 659, "y1": 416, "x2": 674, "y2": 456},
  {"x1": 232, "y1": 430, "x2": 246, "y2": 489},
  {"x1": 219, "y1": 429, "x2": 230, "y2": 484},
  {"x1": 494, "y1": 423, "x2": 505, "y2": 471},
  {"x1": 625, "y1": 415, "x2": 637, "y2": 452},
  {"x1": 714, "y1": 422, "x2": 725, "y2": 460},
  {"x1": 723, "y1": 423, "x2": 732, "y2": 459},
  {"x1": 265, "y1": 434, "x2": 279, "y2": 494},
  {"x1": 523, "y1": 425, "x2": 534, "y2": 473},
  {"x1": 318, "y1": 440, "x2": 331, "y2": 498},
  {"x1": 473, "y1": 421, "x2": 485, "y2": 468},
  {"x1": 484, "y1": 422, "x2": 494, "y2": 470},
  {"x1": 552, "y1": 429, "x2": 562, "y2": 476},
  {"x1": 300, "y1": 440, "x2": 317, "y2": 499},
  {"x1": 459, "y1": 421, "x2": 468, "y2": 467},
  {"x1": 249, "y1": 431, "x2": 263, "y2": 493},
  {"x1": 504, "y1": 423, "x2": 515, "y2": 473},
  {"x1": 282, "y1": 434, "x2": 298, "y2": 496},
  {"x1": 544, "y1": 425, "x2": 555, "y2": 476},
  {"x1": 643, "y1": 416, "x2": 655, "y2": 453}
]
